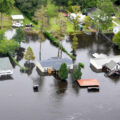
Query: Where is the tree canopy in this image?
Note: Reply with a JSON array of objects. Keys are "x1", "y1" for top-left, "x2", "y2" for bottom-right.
[
  {"x1": 58, "y1": 63, "x2": 68, "y2": 80},
  {"x1": 0, "y1": 39, "x2": 19, "y2": 55},
  {"x1": 113, "y1": 31, "x2": 120, "y2": 49}
]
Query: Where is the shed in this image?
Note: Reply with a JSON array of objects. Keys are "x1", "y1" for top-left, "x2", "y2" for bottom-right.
[
  {"x1": 103, "y1": 60, "x2": 117, "y2": 71},
  {"x1": 11, "y1": 15, "x2": 24, "y2": 24},
  {"x1": 77, "y1": 79, "x2": 100, "y2": 87},
  {"x1": 0, "y1": 57, "x2": 13, "y2": 76}
]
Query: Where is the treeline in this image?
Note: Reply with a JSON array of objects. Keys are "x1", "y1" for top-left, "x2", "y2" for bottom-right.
[{"x1": 14, "y1": 0, "x2": 120, "y2": 24}]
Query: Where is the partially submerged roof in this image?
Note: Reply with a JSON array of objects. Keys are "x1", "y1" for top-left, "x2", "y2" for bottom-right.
[
  {"x1": 77, "y1": 79, "x2": 100, "y2": 87},
  {"x1": 0, "y1": 57, "x2": 13, "y2": 71},
  {"x1": 103, "y1": 60, "x2": 117, "y2": 70},
  {"x1": 90, "y1": 55, "x2": 120, "y2": 71},
  {"x1": 92, "y1": 53, "x2": 107, "y2": 59},
  {"x1": 11, "y1": 15, "x2": 24, "y2": 20},
  {"x1": 40, "y1": 58, "x2": 73, "y2": 70}
]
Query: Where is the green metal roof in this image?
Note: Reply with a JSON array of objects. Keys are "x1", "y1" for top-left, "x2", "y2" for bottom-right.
[{"x1": 0, "y1": 57, "x2": 13, "y2": 71}]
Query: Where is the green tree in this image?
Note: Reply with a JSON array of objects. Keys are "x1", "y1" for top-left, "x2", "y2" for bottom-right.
[
  {"x1": 13, "y1": 28, "x2": 25, "y2": 44},
  {"x1": 68, "y1": 6, "x2": 81, "y2": 56},
  {"x1": 84, "y1": 16, "x2": 92, "y2": 29},
  {"x1": 72, "y1": 62, "x2": 84, "y2": 82},
  {"x1": 55, "y1": 12, "x2": 67, "y2": 58},
  {"x1": 58, "y1": 63, "x2": 68, "y2": 80},
  {"x1": 71, "y1": 35, "x2": 78, "y2": 55},
  {"x1": 35, "y1": 5, "x2": 48, "y2": 60},
  {"x1": 0, "y1": 30, "x2": 5, "y2": 41},
  {"x1": 24, "y1": 47, "x2": 35, "y2": 62},
  {"x1": 46, "y1": 1, "x2": 58, "y2": 24},
  {"x1": 113, "y1": 31, "x2": 120, "y2": 49},
  {"x1": 0, "y1": 0, "x2": 15, "y2": 29},
  {"x1": 0, "y1": 39, "x2": 19, "y2": 55},
  {"x1": 92, "y1": 0, "x2": 114, "y2": 33}
]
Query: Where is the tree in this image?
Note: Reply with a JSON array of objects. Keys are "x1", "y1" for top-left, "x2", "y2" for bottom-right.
[
  {"x1": 0, "y1": 0, "x2": 15, "y2": 29},
  {"x1": 84, "y1": 16, "x2": 92, "y2": 29},
  {"x1": 72, "y1": 62, "x2": 84, "y2": 82},
  {"x1": 35, "y1": 5, "x2": 48, "y2": 60},
  {"x1": 55, "y1": 12, "x2": 67, "y2": 58},
  {"x1": 0, "y1": 39, "x2": 19, "y2": 55},
  {"x1": 46, "y1": 1, "x2": 58, "y2": 24},
  {"x1": 58, "y1": 63, "x2": 68, "y2": 80},
  {"x1": 13, "y1": 28, "x2": 25, "y2": 44},
  {"x1": 15, "y1": 0, "x2": 38, "y2": 20},
  {"x1": 68, "y1": 6, "x2": 81, "y2": 56},
  {"x1": 0, "y1": 30, "x2": 5, "y2": 41},
  {"x1": 24, "y1": 47, "x2": 35, "y2": 63},
  {"x1": 92, "y1": 0, "x2": 114, "y2": 34},
  {"x1": 71, "y1": 35, "x2": 78, "y2": 55},
  {"x1": 113, "y1": 31, "x2": 120, "y2": 49}
]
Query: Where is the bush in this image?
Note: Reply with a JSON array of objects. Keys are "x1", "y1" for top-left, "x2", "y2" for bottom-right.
[
  {"x1": 13, "y1": 28, "x2": 25, "y2": 44},
  {"x1": 72, "y1": 62, "x2": 84, "y2": 82},
  {"x1": 44, "y1": 31, "x2": 75, "y2": 59},
  {"x1": 58, "y1": 63, "x2": 68, "y2": 80}
]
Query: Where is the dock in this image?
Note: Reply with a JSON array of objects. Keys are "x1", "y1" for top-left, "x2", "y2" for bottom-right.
[{"x1": 77, "y1": 79, "x2": 100, "y2": 87}]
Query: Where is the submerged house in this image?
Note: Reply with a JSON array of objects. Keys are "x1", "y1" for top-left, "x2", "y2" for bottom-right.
[
  {"x1": 0, "y1": 57, "x2": 13, "y2": 77},
  {"x1": 90, "y1": 55, "x2": 120, "y2": 71},
  {"x1": 103, "y1": 60, "x2": 120, "y2": 76},
  {"x1": 36, "y1": 58, "x2": 73, "y2": 73}
]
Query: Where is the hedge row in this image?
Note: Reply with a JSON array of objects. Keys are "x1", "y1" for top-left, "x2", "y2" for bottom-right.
[{"x1": 44, "y1": 31, "x2": 75, "y2": 60}]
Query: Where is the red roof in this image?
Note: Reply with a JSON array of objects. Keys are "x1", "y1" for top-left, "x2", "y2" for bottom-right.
[{"x1": 77, "y1": 79, "x2": 100, "y2": 87}]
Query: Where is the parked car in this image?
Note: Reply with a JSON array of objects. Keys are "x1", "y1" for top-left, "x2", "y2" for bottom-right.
[
  {"x1": 25, "y1": 23, "x2": 33, "y2": 27},
  {"x1": 12, "y1": 23, "x2": 23, "y2": 27}
]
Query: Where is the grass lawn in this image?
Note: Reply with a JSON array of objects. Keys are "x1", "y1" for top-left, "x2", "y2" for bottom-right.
[
  {"x1": 47, "y1": 13, "x2": 74, "y2": 33},
  {"x1": 0, "y1": 7, "x2": 39, "y2": 32}
]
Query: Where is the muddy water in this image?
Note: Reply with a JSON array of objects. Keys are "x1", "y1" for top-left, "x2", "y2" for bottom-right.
[{"x1": 0, "y1": 32, "x2": 120, "y2": 120}]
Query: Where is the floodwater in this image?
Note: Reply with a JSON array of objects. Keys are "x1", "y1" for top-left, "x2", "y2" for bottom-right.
[{"x1": 1, "y1": 30, "x2": 120, "y2": 120}]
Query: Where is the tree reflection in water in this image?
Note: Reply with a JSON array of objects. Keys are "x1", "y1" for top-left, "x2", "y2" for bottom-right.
[
  {"x1": 22, "y1": 62, "x2": 35, "y2": 76},
  {"x1": 54, "y1": 78, "x2": 68, "y2": 94}
]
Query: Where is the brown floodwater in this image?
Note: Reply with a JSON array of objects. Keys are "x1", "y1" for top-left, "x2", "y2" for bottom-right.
[{"x1": 1, "y1": 31, "x2": 120, "y2": 120}]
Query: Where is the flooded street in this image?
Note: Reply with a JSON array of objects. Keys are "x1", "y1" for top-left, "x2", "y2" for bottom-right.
[{"x1": 0, "y1": 32, "x2": 120, "y2": 120}]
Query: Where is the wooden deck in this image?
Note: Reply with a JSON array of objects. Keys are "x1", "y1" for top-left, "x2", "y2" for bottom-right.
[{"x1": 77, "y1": 79, "x2": 100, "y2": 87}]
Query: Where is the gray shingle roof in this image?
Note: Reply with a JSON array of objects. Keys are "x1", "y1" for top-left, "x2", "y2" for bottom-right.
[
  {"x1": 40, "y1": 58, "x2": 73, "y2": 70},
  {"x1": 104, "y1": 60, "x2": 117, "y2": 70}
]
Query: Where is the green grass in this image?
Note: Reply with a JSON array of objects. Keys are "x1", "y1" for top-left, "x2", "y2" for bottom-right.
[
  {"x1": 47, "y1": 13, "x2": 74, "y2": 33},
  {"x1": 0, "y1": 7, "x2": 39, "y2": 32}
]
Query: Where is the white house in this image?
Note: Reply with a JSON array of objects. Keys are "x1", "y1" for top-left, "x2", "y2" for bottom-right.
[
  {"x1": 11, "y1": 15, "x2": 24, "y2": 27},
  {"x1": 69, "y1": 13, "x2": 86, "y2": 23}
]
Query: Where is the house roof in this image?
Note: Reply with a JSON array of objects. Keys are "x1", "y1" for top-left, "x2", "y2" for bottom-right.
[
  {"x1": 103, "y1": 60, "x2": 117, "y2": 70},
  {"x1": 40, "y1": 58, "x2": 73, "y2": 70},
  {"x1": 0, "y1": 57, "x2": 13, "y2": 72},
  {"x1": 11, "y1": 15, "x2": 24, "y2": 20},
  {"x1": 77, "y1": 79, "x2": 100, "y2": 87}
]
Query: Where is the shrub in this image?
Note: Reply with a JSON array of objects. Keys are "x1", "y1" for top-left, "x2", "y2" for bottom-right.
[
  {"x1": 13, "y1": 28, "x2": 25, "y2": 44},
  {"x1": 58, "y1": 63, "x2": 68, "y2": 80},
  {"x1": 72, "y1": 62, "x2": 84, "y2": 82}
]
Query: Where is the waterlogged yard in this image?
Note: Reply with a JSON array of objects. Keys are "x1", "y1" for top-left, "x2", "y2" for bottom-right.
[{"x1": 0, "y1": 30, "x2": 119, "y2": 120}]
